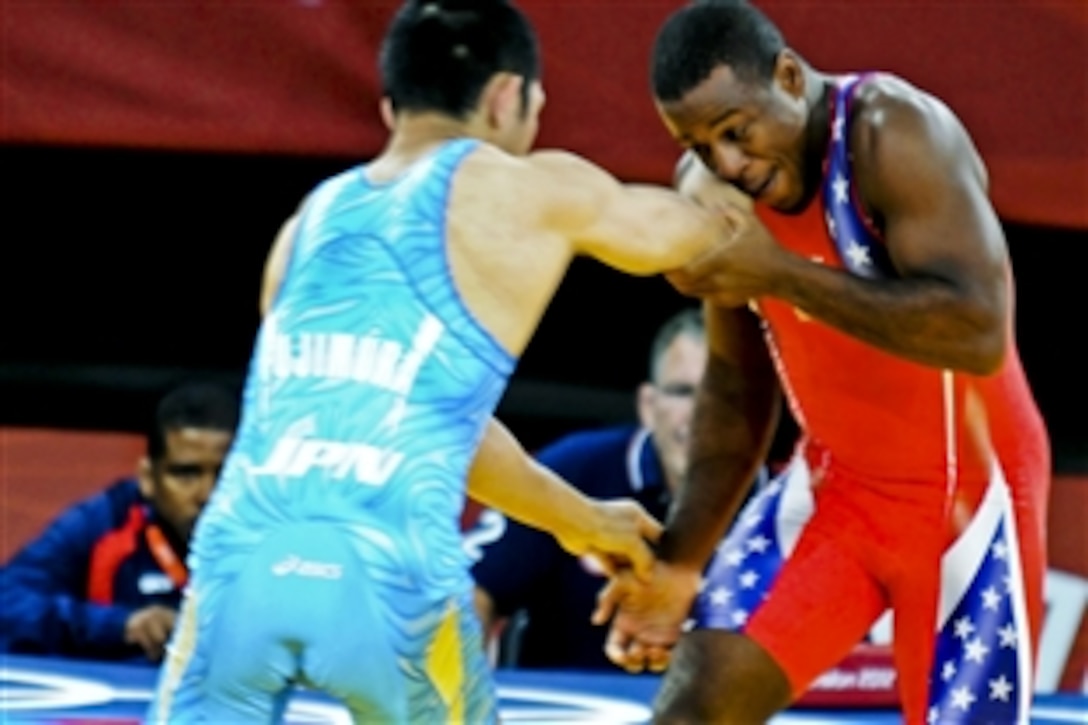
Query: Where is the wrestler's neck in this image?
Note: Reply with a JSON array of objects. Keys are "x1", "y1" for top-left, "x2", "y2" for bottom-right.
[
  {"x1": 802, "y1": 65, "x2": 834, "y2": 138},
  {"x1": 791, "y1": 64, "x2": 838, "y2": 213},
  {"x1": 369, "y1": 111, "x2": 491, "y2": 182}
]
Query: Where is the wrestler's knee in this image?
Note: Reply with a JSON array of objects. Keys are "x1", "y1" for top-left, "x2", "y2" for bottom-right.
[{"x1": 652, "y1": 630, "x2": 791, "y2": 725}]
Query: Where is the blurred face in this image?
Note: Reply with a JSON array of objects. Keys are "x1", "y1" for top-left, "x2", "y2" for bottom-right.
[
  {"x1": 495, "y1": 79, "x2": 546, "y2": 155},
  {"x1": 139, "y1": 427, "x2": 232, "y2": 543},
  {"x1": 656, "y1": 57, "x2": 811, "y2": 211},
  {"x1": 638, "y1": 332, "x2": 708, "y2": 494}
]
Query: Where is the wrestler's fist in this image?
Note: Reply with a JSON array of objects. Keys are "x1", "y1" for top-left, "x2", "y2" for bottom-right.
[
  {"x1": 667, "y1": 205, "x2": 789, "y2": 308},
  {"x1": 671, "y1": 150, "x2": 777, "y2": 306},
  {"x1": 675, "y1": 150, "x2": 753, "y2": 214},
  {"x1": 555, "y1": 499, "x2": 662, "y2": 584}
]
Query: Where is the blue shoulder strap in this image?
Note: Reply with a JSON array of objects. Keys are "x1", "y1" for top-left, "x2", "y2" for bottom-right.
[{"x1": 823, "y1": 74, "x2": 895, "y2": 279}]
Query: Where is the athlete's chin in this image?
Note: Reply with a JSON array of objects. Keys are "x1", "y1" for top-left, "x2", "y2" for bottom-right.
[
  {"x1": 759, "y1": 170, "x2": 808, "y2": 213},
  {"x1": 766, "y1": 191, "x2": 806, "y2": 214},
  {"x1": 763, "y1": 185, "x2": 799, "y2": 212}
]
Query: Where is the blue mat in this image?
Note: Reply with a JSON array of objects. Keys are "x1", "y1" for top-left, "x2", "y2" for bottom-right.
[{"x1": 1, "y1": 654, "x2": 1084, "y2": 723}]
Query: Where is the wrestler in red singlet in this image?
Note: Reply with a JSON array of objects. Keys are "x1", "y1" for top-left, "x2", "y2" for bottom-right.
[
  {"x1": 686, "y1": 75, "x2": 1049, "y2": 725},
  {"x1": 601, "y1": 4, "x2": 1051, "y2": 724}
]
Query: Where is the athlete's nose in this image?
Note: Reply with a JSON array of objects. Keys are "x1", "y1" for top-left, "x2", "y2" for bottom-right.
[
  {"x1": 193, "y1": 474, "x2": 215, "y2": 507},
  {"x1": 711, "y1": 143, "x2": 749, "y2": 183}
]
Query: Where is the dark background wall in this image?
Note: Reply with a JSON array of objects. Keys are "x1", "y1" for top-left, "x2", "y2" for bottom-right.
[{"x1": 2, "y1": 145, "x2": 1085, "y2": 470}]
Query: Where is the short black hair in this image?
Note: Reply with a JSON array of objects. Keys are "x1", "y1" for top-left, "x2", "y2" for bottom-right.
[
  {"x1": 652, "y1": 0, "x2": 785, "y2": 103},
  {"x1": 146, "y1": 382, "x2": 239, "y2": 461},
  {"x1": 380, "y1": 0, "x2": 540, "y2": 119}
]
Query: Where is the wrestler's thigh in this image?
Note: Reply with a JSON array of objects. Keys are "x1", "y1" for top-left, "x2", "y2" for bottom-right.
[{"x1": 743, "y1": 523, "x2": 887, "y2": 696}]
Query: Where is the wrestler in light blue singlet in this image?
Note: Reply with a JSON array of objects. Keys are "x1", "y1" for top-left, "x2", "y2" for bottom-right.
[{"x1": 148, "y1": 139, "x2": 508, "y2": 724}]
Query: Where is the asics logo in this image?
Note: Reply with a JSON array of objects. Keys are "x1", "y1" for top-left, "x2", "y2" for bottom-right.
[{"x1": 271, "y1": 554, "x2": 343, "y2": 580}]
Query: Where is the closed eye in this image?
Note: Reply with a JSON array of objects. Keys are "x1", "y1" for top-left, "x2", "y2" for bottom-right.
[{"x1": 724, "y1": 124, "x2": 749, "y2": 143}]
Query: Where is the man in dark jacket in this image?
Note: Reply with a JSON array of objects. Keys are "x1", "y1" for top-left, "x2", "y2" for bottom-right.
[{"x1": 0, "y1": 382, "x2": 238, "y2": 664}]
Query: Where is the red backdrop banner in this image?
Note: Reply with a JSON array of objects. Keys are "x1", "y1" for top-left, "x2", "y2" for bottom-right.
[{"x1": 4, "y1": 1, "x2": 1085, "y2": 228}]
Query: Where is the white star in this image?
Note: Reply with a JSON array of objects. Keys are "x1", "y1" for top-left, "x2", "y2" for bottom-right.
[
  {"x1": 724, "y1": 548, "x2": 746, "y2": 567},
  {"x1": 951, "y1": 685, "x2": 977, "y2": 711},
  {"x1": 832, "y1": 174, "x2": 849, "y2": 205},
  {"x1": 953, "y1": 616, "x2": 976, "y2": 641},
  {"x1": 981, "y1": 586, "x2": 1002, "y2": 611},
  {"x1": 989, "y1": 674, "x2": 1014, "y2": 702},
  {"x1": 992, "y1": 541, "x2": 1009, "y2": 560},
  {"x1": 825, "y1": 211, "x2": 838, "y2": 239},
  {"x1": 941, "y1": 660, "x2": 957, "y2": 682},
  {"x1": 746, "y1": 535, "x2": 770, "y2": 554},
  {"x1": 731, "y1": 609, "x2": 749, "y2": 626},
  {"x1": 1003, "y1": 574, "x2": 1013, "y2": 592},
  {"x1": 844, "y1": 240, "x2": 871, "y2": 270},
  {"x1": 927, "y1": 706, "x2": 939, "y2": 724},
  {"x1": 739, "y1": 570, "x2": 760, "y2": 589},
  {"x1": 832, "y1": 116, "x2": 845, "y2": 141},
  {"x1": 681, "y1": 618, "x2": 696, "y2": 632},
  {"x1": 739, "y1": 510, "x2": 763, "y2": 530},
  {"x1": 964, "y1": 637, "x2": 991, "y2": 664},
  {"x1": 998, "y1": 623, "x2": 1018, "y2": 649},
  {"x1": 709, "y1": 586, "x2": 733, "y2": 607}
]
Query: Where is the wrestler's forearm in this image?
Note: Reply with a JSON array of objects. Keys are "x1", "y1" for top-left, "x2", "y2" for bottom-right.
[
  {"x1": 769, "y1": 254, "x2": 1006, "y2": 375},
  {"x1": 658, "y1": 347, "x2": 780, "y2": 571},
  {"x1": 466, "y1": 417, "x2": 597, "y2": 543}
]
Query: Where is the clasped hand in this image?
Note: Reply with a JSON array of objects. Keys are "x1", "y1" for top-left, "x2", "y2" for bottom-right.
[
  {"x1": 590, "y1": 558, "x2": 703, "y2": 674},
  {"x1": 668, "y1": 198, "x2": 786, "y2": 309},
  {"x1": 552, "y1": 501, "x2": 701, "y2": 673}
]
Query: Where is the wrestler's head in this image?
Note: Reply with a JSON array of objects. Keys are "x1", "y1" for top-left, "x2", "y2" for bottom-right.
[
  {"x1": 380, "y1": 0, "x2": 544, "y2": 155},
  {"x1": 651, "y1": 0, "x2": 819, "y2": 213}
]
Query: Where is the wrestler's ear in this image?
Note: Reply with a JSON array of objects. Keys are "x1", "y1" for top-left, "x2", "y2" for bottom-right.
[
  {"x1": 482, "y1": 72, "x2": 524, "y2": 130},
  {"x1": 137, "y1": 456, "x2": 156, "y2": 498},
  {"x1": 774, "y1": 49, "x2": 806, "y2": 100},
  {"x1": 637, "y1": 382, "x2": 656, "y2": 429},
  {"x1": 379, "y1": 97, "x2": 396, "y2": 131}
]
